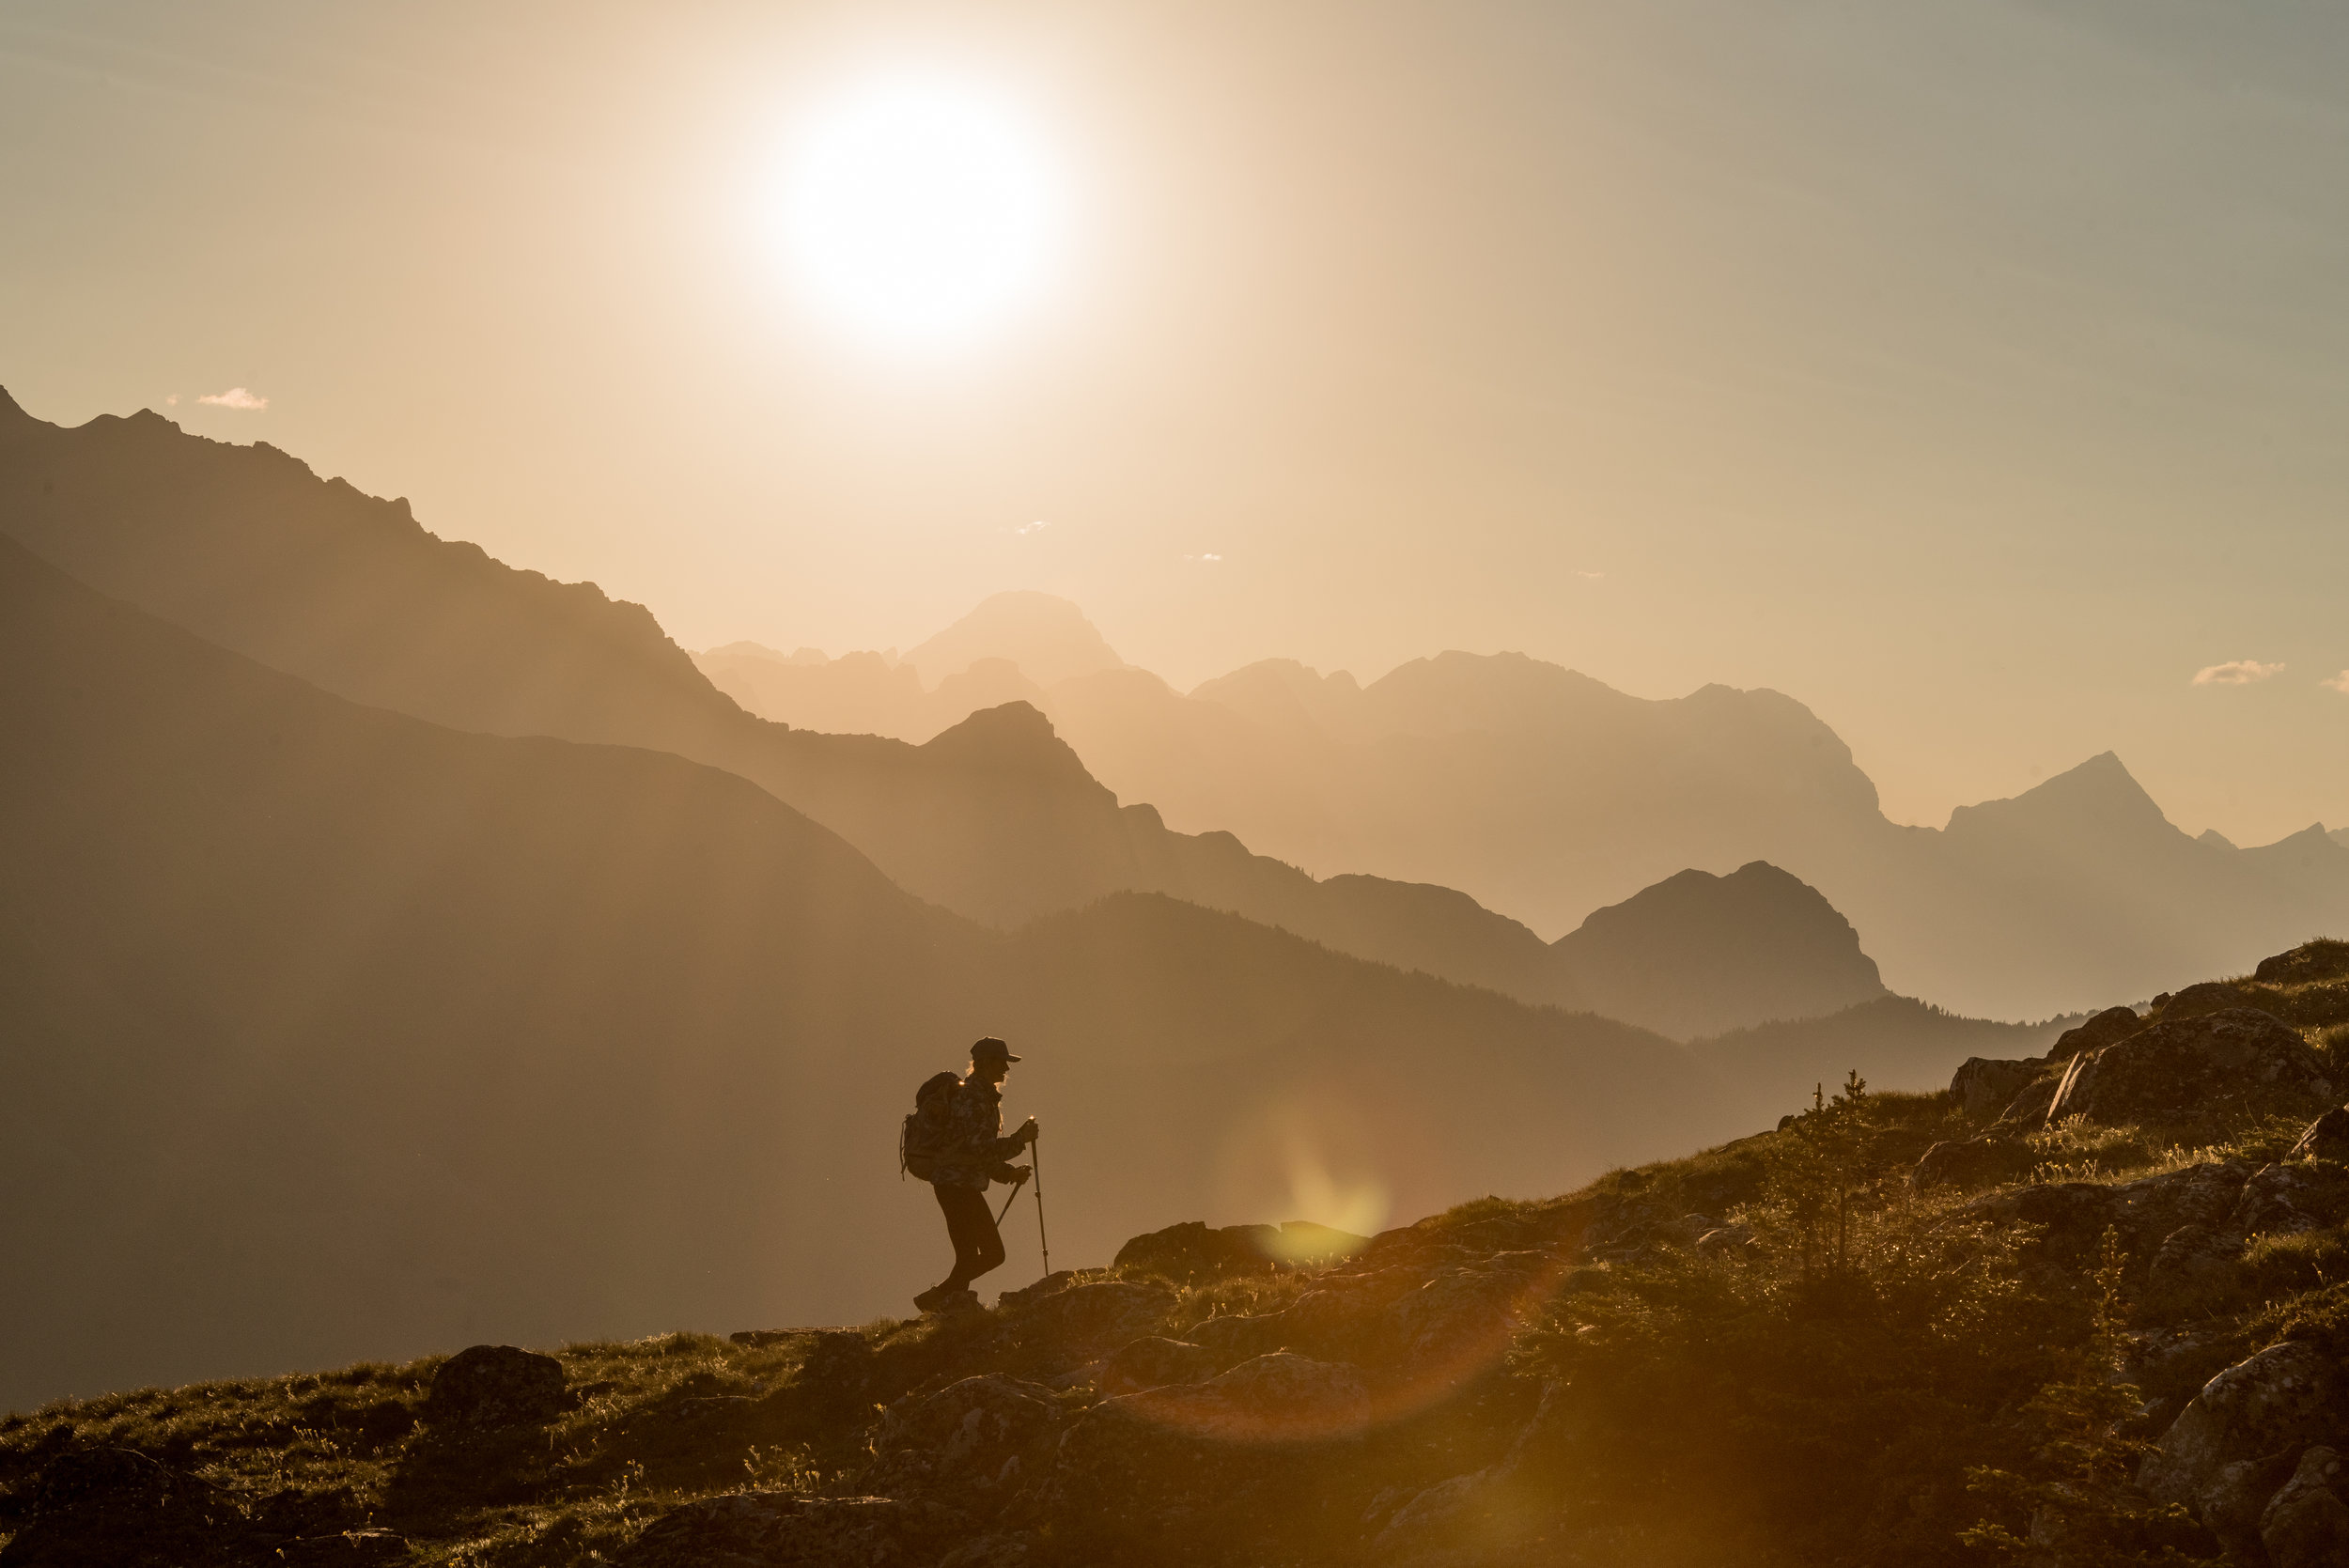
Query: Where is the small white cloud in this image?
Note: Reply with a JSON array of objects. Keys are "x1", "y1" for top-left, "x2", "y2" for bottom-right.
[
  {"x1": 164, "y1": 394, "x2": 179, "y2": 406},
  {"x1": 2192, "y1": 660, "x2": 2285, "y2": 687},
  {"x1": 1183, "y1": 551, "x2": 1223, "y2": 563},
  {"x1": 197, "y1": 387, "x2": 268, "y2": 411},
  {"x1": 1014, "y1": 520, "x2": 1050, "y2": 536},
  {"x1": 2323, "y1": 670, "x2": 2349, "y2": 694},
  {"x1": 1577, "y1": 569, "x2": 1606, "y2": 580}
]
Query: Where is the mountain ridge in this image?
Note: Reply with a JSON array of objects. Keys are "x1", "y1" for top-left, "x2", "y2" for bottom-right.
[{"x1": 0, "y1": 392, "x2": 1893, "y2": 1036}]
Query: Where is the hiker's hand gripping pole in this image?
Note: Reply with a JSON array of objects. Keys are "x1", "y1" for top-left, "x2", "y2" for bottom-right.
[{"x1": 994, "y1": 1167, "x2": 1030, "y2": 1225}]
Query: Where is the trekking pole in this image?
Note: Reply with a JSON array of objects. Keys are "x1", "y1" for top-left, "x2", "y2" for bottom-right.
[{"x1": 1032, "y1": 1127, "x2": 1050, "y2": 1276}]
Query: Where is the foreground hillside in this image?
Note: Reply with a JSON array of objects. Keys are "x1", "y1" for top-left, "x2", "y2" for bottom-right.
[{"x1": 8, "y1": 940, "x2": 2345, "y2": 1568}]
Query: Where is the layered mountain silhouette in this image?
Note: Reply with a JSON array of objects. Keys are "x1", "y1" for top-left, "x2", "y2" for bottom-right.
[
  {"x1": 707, "y1": 591, "x2": 2349, "y2": 1017},
  {"x1": 0, "y1": 400, "x2": 2084, "y2": 1408},
  {"x1": 0, "y1": 391, "x2": 1890, "y2": 1036},
  {"x1": 0, "y1": 533, "x2": 1750, "y2": 1409}
]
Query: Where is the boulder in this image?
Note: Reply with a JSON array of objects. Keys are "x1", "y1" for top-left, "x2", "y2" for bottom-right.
[
  {"x1": 994, "y1": 1271, "x2": 1076, "y2": 1310},
  {"x1": 1373, "y1": 1380, "x2": 1576, "y2": 1555},
  {"x1": 421, "y1": 1344, "x2": 568, "y2": 1427},
  {"x1": 1912, "y1": 1136, "x2": 2032, "y2": 1190},
  {"x1": 2045, "y1": 1009, "x2": 2332, "y2": 1128},
  {"x1": 1004, "y1": 1281, "x2": 1177, "y2": 1360},
  {"x1": 1095, "y1": 1336, "x2": 1220, "y2": 1397},
  {"x1": 2290, "y1": 1107, "x2": 2349, "y2": 1164},
  {"x1": 2139, "y1": 1343, "x2": 2348, "y2": 1506},
  {"x1": 2198, "y1": 1448, "x2": 2303, "y2": 1564},
  {"x1": 1185, "y1": 1312, "x2": 1284, "y2": 1360},
  {"x1": 1995, "y1": 1076, "x2": 2063, "y2": 1129},
  {"x1": 864, "y1": 1376, "x2": 1065, "y2": 1514},
  {"x1": 2145, "y1": 1223, "x2": 2235, "y2": 1296},
  {"x1": 2045, "y1": 1005, "x2": 2143, "y2": 1063},
  {"x1": 1120, "y1": 1352, "x2": 1371, "y2": 1444},
  {"x1": 1952, "y1": 1057, "x2": 2045, "y2": 1116},
  {"x1": 613, "y1": 1492, "x2": 969, "y2": 1568},
  {"x1": 1112, "y1": 1221, "x2": 1279, "y2": 1283},
  {"x1": 2228, "y1": 1163, "x2": 2349, "y2": 1238},
  {"x1": 2256, "y1": 940, "x2": 2349, "y2": 986},
  {"x1": 0, "y1": 1448, "x2": 247, "y2": 1568},
  {"x1": 2109, "y1": 1160, "x2": 2255, "y2": 1245},
  {"x1": 1381, "y1": 1257, "x2": 1547, "y2": 1368},
  {"x1": 2155, "y1": 981, "x2": 2257, "y2": 1023},
  {"x1": 2262, "y1": 1447, "x2": 2349, "y2": 1568},
  {"x1": 1263, "y1": 1219, "x2": 1370, "y2": 1265}
]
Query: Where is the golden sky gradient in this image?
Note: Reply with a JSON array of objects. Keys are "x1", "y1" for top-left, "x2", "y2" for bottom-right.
[{"x1": 5, "y1": 1, "x2": 2346, "y2": 841}]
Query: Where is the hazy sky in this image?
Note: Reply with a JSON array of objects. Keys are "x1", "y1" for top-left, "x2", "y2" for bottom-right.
[{"x1": 6, "y1": 1, "x2": 2347, "y2": 840}]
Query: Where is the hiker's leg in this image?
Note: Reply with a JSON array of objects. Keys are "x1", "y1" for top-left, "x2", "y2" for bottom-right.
[
  {"x1": 972, "y1": 1204, "x2": 1006, "y2": 1281},
  {"x1": 934, "y1": 1185, "x2": 994, "y2": 1289}
]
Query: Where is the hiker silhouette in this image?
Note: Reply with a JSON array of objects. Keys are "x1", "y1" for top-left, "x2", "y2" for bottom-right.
[{"x1": 904, "y1": 1037, "x2": 1037, "y2": 1313}]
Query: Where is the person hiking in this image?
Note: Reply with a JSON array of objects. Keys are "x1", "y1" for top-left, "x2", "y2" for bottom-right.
[{"x1": 909, "y1": 1037, "x2": 1037, "y2": 1313}]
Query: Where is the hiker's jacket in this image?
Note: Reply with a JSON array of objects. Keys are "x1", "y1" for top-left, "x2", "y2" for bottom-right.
[{"x1": 930, "y1": 1075, "x2": 1027, "y2": 1192}]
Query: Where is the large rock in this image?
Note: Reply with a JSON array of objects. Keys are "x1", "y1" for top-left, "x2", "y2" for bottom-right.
[
  {"x1": 2045, "y1": 1005, "x2": 2142, "y2": 1062},
  {"x1": 2262, "y1": 1447, "x2": 2349, "y2": 1568},
  {"x1": 2290, "y1": 1107, "x2": 2349, "y2": 1164},
  {"x1": 2155, "y1": 982, "x2": 2258, "y2": 1023},
  {"x1": 2256, "y1": 940, "x2": 2349, "y2": 987},
  {"x1": 614, "y1": 1492, "x2": 969, "y2": 1568},
  {"x1": 0, "y1": 1448, "x2": 248, "y2": 1568},
  {"x1": 2111, "y1": 1159, "x2": 2256, "y2": 1252},
  {"x1": 2198, "y1": 1448, "x2": 2303, "y2": 1563},
  {"x1": 2228, "y1": 1163, "x2": 2349, "y2": 1237},
  {"x1": 2045, "y1": 1009, "x2": 2332, "y2": 1128},
  {"x1": 1094, "y1": 1336, "x2": 1220, "y2": 1397},
  {"x1": 1003, "y1": 1281, "x2": 1177, "y2": 1360},
  {"x1": 2139, "y1": 1343, "x2": 2348, "y2": 1507},
  {"x1": 1113, "y1": 1220, "x2": 1278, "y2": 1282},
  {"x1": 864, "y1": 1376, "x2": 1065, "y2": 1513},
  {"x1": 421, "y1": 1344, "x2": 568, "y2": 1427},
  {"x1": 1119, "y1": 1351, "x2": 1371, "y2": 1443},
  {"x1": 1952, "y1": 1057, "x2": 2045, "y2": 1116},
  {"x1": 2145, "y1": 1222, "x2": 2235, "y2": 1296}
]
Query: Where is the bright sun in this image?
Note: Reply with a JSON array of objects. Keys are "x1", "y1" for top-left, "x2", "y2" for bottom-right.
[{"x1": 777, "y1": 74, "x2": 1065, "y2": 350}]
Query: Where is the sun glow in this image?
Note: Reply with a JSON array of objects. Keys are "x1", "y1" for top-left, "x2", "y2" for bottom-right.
[{"x1": 774, "y1": 72, "x2": 1066, "y2": 350}]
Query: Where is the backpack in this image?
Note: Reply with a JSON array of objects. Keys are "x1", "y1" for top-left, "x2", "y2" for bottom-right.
[{"x1": 899, "y1": 1071, "x2": 964, "y2": 1180}]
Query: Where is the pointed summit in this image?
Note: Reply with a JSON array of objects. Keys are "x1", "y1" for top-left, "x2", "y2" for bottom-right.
[
  {"x1": 1943, "y1": 752, "x2": 2181, "y2": 850},
  {"x1": 903, "y1": 591, "x2": 1125, "y2": 690}
]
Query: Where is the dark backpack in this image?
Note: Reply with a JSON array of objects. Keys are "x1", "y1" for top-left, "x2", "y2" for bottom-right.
[{"x1": 899, "y1": 1072, "x2": 963, "y2": 1180}]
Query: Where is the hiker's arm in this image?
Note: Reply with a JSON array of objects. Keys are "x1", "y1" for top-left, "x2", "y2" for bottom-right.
[{"x1": 981, "y1": 1118, "x2": 1036, "y2": 1159}]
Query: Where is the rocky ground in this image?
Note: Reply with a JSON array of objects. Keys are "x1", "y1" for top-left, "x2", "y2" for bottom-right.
[{"x1": 5, "y1": 941, "x2": 2349, "y2": 1568}]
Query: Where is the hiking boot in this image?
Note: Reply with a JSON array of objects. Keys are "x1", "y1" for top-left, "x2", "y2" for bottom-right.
[
  {"x1": 912, "y1": 1283, "x2": 954, "y2": 1313},
  {"x1": 942, "y1": 1288, "x2": 983, "y2": 1313}
]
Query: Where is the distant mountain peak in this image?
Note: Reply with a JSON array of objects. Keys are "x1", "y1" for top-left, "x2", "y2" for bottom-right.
[
  {"x1": 903, "y1": 591, "x2": 1126, "y2": 690},
  {"x1": 1946, "y1": 751, "x2": 2172, "y2": 840}
]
